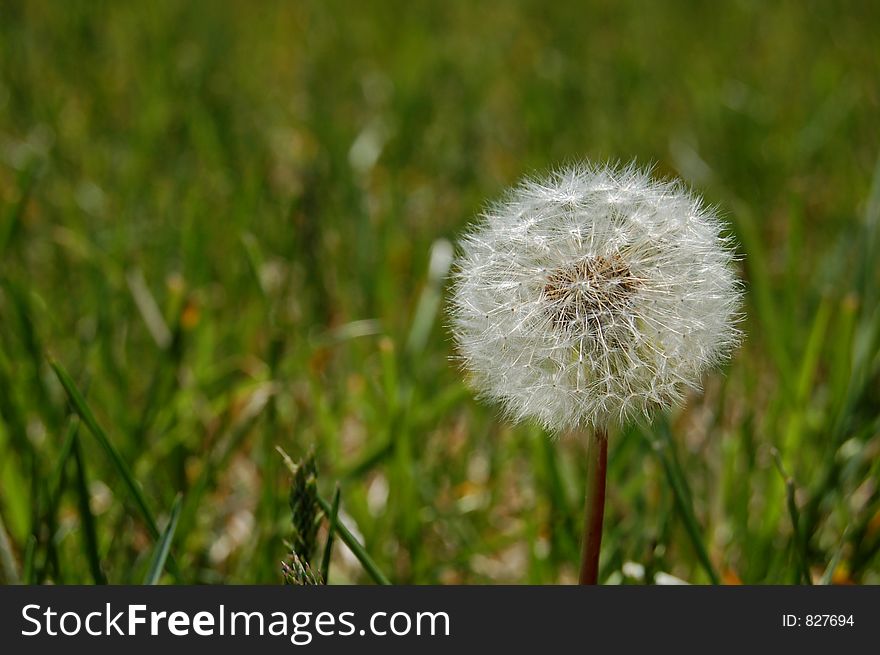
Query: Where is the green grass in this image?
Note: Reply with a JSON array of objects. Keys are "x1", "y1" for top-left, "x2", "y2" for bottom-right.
[{"x1": 1, "y1": 0, "x2": 879, "y2": 584}]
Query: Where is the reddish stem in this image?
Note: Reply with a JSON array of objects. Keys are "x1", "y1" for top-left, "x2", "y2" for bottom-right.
[{"x1": 579, "y1": 428, "x2": 608, "y2": 585}]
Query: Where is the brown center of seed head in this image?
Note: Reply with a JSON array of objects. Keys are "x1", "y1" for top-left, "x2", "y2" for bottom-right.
[{"x1": 542, "y1": 253, "x2": 638, "y2": 331}]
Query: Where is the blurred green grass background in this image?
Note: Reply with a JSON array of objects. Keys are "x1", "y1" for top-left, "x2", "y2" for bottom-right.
[{"x1": 1, "y1": 0, "x2": 879, "y2": 584}]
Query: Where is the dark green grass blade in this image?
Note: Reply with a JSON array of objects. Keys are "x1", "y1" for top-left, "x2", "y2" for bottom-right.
[
  {"x1": 320, "y1": 484, "x2": 340, "y2": 584},
  {"x1": 3, "y1": 281, "x2": 61, "y2": 431},
  {"x1": 144, "y1": 494, "x2": 182, "y2": 585},
  {"x1": 50, "y1": 359, "x2": 181, "y2": 580},
  {"x1": 315, "y1": 495, "x2": 390, "y2": 585},
  {"x1": 51, "y1": 360, "x2": 160, "y2": 536},
  {"x1": 47, "y1": 416, "x2": 79, "y2": 510},
  {"x1": 34, "y1": 395, "x2": 83, "y2": 582},
  {"x1": 645, "y1": 422, "x2": 721, "y2": 585},
  {"x1": 71, "y1": 433, "x2": 107, "y2": 584},
  {"x1": 771, "y1": 449, "x2": 812, "y2": 585},
  {"x1": 26, "y1": 452, "x2": 51, "y2": 582}
]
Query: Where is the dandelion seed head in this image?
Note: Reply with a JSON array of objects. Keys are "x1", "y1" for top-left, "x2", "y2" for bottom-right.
[{"x1": 449, "y1": 162, "x2": 742, "y2": 433}]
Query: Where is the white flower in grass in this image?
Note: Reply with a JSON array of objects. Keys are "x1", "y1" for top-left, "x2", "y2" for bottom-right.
[{"x1": 450, "y1": 163, "x2": 742, "y2": 433}]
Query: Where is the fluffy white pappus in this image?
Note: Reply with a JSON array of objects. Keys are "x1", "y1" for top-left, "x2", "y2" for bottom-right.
[{"x1": 449, "y1": 163, "x2": 742, "y2": 433}]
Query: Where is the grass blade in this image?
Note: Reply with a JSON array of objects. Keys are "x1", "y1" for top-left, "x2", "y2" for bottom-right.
[
  {"x1": 405, "y1": 238, "x2": 453, "y2": 357},
  {"x1": 320, "y1": 484, "x2": 341, "y2": 584},
  {"x1": 144, "y1": 494, "x2": 183, "y2": 585},
  {"x1": 50, "y1": 359, "x2": 181, "y2": 579},
  {"x1": 771, "y1": 448, "x2": 812, "y2": 585},
  {"x1": 126, "y1": 268, "x2": 172, "y2": 350},
  {"x1": 71, "y1": 433, "x2": 107, "y2": 584},
  {"x1": 316, "y1": 495, "x2": 390, "y2": 585},
  {"x1": 820, "y1": 529, "x2": 848, "y2": 586},
  {"x1": 51, "y1": 360, "x2": 160, "y2": 536},
  {"x1": 35, "y1": 394, "x2": 83, "y2": 583},
  {"x1": 646, "y1": 422, "x2": 720, "y2": 584},
  {"x1": 47, "y1": 416, "x2": 80, "y2": 509}
]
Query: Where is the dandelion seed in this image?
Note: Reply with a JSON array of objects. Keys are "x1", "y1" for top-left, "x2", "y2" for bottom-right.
[{"x1": 450, "y1": 162, "x2": 742, "y2": 433}]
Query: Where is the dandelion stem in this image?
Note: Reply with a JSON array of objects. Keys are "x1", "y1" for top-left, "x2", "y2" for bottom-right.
[{"x1": 579, "y1": 427, "x2": 608, "y2": 585}]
